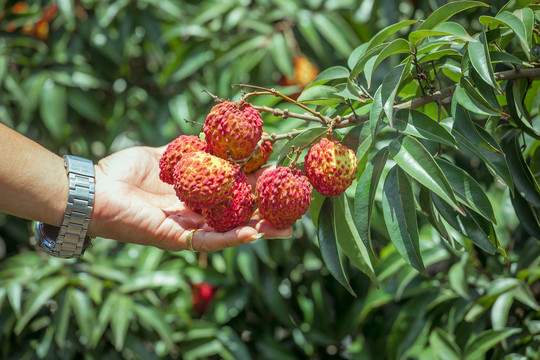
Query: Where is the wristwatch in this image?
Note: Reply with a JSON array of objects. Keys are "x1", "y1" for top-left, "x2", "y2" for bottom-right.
[{"x1": 34, "y1": 155, "x2": 95, "y2": 258}]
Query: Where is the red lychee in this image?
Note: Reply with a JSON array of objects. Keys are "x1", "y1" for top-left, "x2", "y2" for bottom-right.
[
  {"x1": 244, "y1": 137, "x2": 273, "y2": 174},
  {"x1": 159, "y1": 135, "x2": 207, "y2": 185},
  {"x1": 203, "y1": 101, "x2": 263, "y2": 161},
  {"x1": 255, "y1": 167, "x2": 312, "y2": 229},
  {"x1": 304, "y1": 138, "x2": 358, "y2": 197},
  {"x1": 173, "y1": 151, "x2": 239, "y2": 209},
  {"x1": 202, "y1": 172, "x2": 255, "y2": 232}
]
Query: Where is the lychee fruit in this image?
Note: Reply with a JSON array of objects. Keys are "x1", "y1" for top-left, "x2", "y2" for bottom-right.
[
  {"x1": 202, "y1": 172, "x2": 255, "y2": 232},
  {"x1": 255, "y1": 167, "x2": 312, "y2": 229},
  {"x1": 159, "y1": 135, "x2": 207, "y2": 185},
  {"x1": 173, "y1": 151, "x2": 239, "y2": 209},
  {"x1": 203, "y1": 101, "x2": 263, "y2": 161},
  {"x1": 294, "y1": 55, "x2": 319, "y2": 88},
  {"x1": 304, "y1": 138, "x2": 358, "y2": 197},
  {"x1": 244, "y1": 136, "x2": 273, "y2": 174}
]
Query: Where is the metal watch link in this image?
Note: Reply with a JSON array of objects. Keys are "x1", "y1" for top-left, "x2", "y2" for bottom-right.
[{"x1": 35, "y1": 155, "x2": 95, "y2": 258}]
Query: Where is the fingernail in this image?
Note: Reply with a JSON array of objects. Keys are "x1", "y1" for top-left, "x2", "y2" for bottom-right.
[{"x1": 250, "y1": 233, "x2": 264, "y2": 241}]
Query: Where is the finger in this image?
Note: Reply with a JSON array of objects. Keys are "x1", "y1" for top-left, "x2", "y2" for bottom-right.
[
  {"x1": 250, "y1": 219, "x2": 292, "y2": 239},
  {"x1": 190, "y1": 227, "x2": 260, "y2": 252}
]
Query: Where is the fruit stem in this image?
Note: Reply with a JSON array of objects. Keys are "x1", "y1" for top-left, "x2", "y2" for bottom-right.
[
  {"x1": 233, "y1": 84, "x2": 330, "y2": 125},
  {"x1": 288, "y1": 130, "x2": 327, "y2": 169}
]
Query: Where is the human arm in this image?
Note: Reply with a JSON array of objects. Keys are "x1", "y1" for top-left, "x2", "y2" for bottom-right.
[{"x1": 0, "y1": 124, "x2": 292, "y2": 253}]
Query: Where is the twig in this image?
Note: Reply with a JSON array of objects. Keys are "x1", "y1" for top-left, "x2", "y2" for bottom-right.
[{"x1": 233, "y1": 83, "x2": 331, "y2": 125}]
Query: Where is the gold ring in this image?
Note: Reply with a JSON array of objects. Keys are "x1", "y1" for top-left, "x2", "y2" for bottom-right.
[{"x1": 187, "y1": 229, "x2": 198, "y2": 252}]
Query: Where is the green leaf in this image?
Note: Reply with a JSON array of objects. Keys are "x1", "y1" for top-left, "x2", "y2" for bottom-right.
[
  {"x1": 317, "y1": 197, "x2": 357, "y2": 297},
  {"x1": 469, "y1": 68, "x2": 502, "y2": 112},
  {"x1": 435, "y1": 158, "x2": 496, "y2": 223},
  {"x1": 450, "y1": 106, "x2": 514, "y2": 189},
  {"x1": 418, "y1": 1, "x2": 490, "y2": 30},
  {"x1": 429, "y1": 328, "x2": 461, "y2": 360},
  {"x1": 506, "y1": 79, "x2": 540, "y2": 140},
  {"x1": 454, "y1": 82, "x2": 500, "y2": 116},
  {"x1": 409, "y1": 29, "x2": 474, "y2": 46},
  {"x1": 418, "y1": 186, "x2": 456, "y2": 247},
  {"x1": 14, "y1": 277, "x2": 68, "y2": 335},
  {"x1": 365, "y1": 39, "x2": 411, "y2": 87},
  {"x1": 68, "y1": 288, "x2": 94, "y2": 347},
  {"x1": 491, "y1": 292, "x2": 514, "y2": 330},
  {"x1": 382, "y1": 62, "x2": 411, "y2": 127},
  {"x1": 366, "y1": 20, "x2": 418, "y2": 52},
  {"x1": 467, "y1": 32, "x2": 499, "y2": 90},
  {"x1": 297, "y1": 12, "x2": 325, "y2": 58},
  {"x1": 504, "y1": 135, "x2": 540, "y2": 208},
  {"x1": 312, "y1": 13, "x2": 353, "y2": 58},
  {"x1": 270, "y1": 32, "x2": 294, "y2": 78},
  {"x1": 510, "y1": 190, "x2": 540, "y2": 240},
  {"x1": 53, "y1": 290, "x2": 71, "y2": 349},
  {"x1": 464, "y1": 328, "x2": 521, "y2": 360},
  {"x1": 418, "y1": 48, "x2": 462, "y2": 64},
  {"x1": 57, "y1": 0, "x2": 75, "y2": 31},
  {"x1": 297, "y1": 85, "x2": 344, "y2": 106},
  {"x1": 40, "y1": 79, "x2": 67, "y2": 139},
  {"x1": 111, "y1": 294, "x2": 134, "y2": 351},
  {"x1": 307, "y1": 66, "x2": 350, "y2": 88},
  {"x1": 497, "y1": 0, "x2": 535, "y2": 13},
  {"x1": 354, "y1": 147, "x2": 388, "y2": 260},
  {"x1": 7, "y1": 281, "x2": 22, "y2": 319},
  {"x1": 349, "y1": 43, "x2": 386, "y2": 79},
  {"x1": 394, "y1": 109, "x2": 458, "y2": 148},
  {"x1": 449, "y1": 260, "x2": 470, "y2": 299},
  {"x1": 389, "y1": 135, "x2": 463, "y2": 215},
  {"x1": 133, "y1": 305, "x2": 175, "y2": 352},
  {"x1": 432, "y1": 194, "x2": 498, "y2": 254},
  {"x1": 496, "y1": 11, "x2": 531, "y2": 56},
  {"x1": 369, "y1": 85, "x2": 384, "y2": 142},
  {"x1": 276, "y1": 127, "x2": 327, "y2": 166},
  {"x1": 334, "y1": 194, "x2": 377, "y2": 283},
  {"x1": 382, "y1": 166, "x2": 426, "y2": 275},
  {"x1": 118, "y1": 270, "x2": 185, "y2": 293}
]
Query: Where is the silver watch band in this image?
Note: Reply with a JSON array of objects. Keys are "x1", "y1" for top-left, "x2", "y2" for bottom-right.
[{"x1": 35, "y1": 155, "x2": 95, "y2": 258}]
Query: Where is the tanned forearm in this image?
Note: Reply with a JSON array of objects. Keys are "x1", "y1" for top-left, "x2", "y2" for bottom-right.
[{"x1": 0, "y1": 123, "x2": 69, "y2": 227}]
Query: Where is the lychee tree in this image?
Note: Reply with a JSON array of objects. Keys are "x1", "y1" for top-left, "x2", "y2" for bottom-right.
[
  {"x1": 177, "y1": 0, "x2": 540, "y2": 296},
  {"x1": 1, "y1": 0, "x2": 540, "y2": 358}
]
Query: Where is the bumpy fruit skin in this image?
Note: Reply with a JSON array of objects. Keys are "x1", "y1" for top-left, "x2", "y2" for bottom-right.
[
  {"x1": 173, "y1": 151, "x2": 238, "y2": 209},
  {"x1": 304, "y1": 138, "x2": 358, "y2": 197},
  {"x1": 203, "y1": 101, "x2": 263, "y2": 161},
  {"x1": 255, "y1": 167, "x2": 312, "y2": 229},
  {"x1": 244, "y1": 137, "x2": 273, "y2": 174},
  {"x1": 159, "y1": 135, "x2": 207, "y2": 185},
  {"x1": 202, "y1": 172, "x2": 255, "y2": 232}
]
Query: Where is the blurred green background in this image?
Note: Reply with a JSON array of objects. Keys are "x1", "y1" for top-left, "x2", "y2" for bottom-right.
[{"x1": 1, "y1": 0, "x2": 539, "y2": 359}]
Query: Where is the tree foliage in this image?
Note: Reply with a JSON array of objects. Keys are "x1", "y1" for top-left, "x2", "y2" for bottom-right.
[{"x1": 1, "y1": 0, "x2": 540, "y2": 359}]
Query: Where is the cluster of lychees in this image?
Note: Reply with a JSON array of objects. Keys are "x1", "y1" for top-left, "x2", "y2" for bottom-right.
[{"x1": 158, "y1": 100, "x2": 358, "y2": 233}]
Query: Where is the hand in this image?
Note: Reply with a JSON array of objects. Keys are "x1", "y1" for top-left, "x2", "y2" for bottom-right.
[{"x1": 89, "y1": 146, "x2": 292, "y2": 252}]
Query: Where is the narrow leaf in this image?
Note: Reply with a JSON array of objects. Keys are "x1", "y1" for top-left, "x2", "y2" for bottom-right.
[
  {"x1": 435, "y1": 158, "x2": 496, "y2": 223},
  {"x1": 277, "y1": 127, "x2": 327, "y2": 166},
  {"x1": 464, "y1": 328, "x2": 521, "y2": 360},
  {"x1": 366, "y1": 20, "x2": 418, "y2": 51},
  {"x1": 432, "y1": 194, "x2": 498, "y2": 254},
  {"x1": 429, "y1": 328, "x2": 461, "y2": 360},
  {"x1": 365, "y1": 39, "x2": 411, "y2": 87},
  {"x1": 467, "y1": 32, "x2": 499, "y2": 90},
  {"x1": 510, "y1": 190, "x2": 540, "y2": 240},
  {"x1": 296, "y1": 85, "x2": 343, "y2": 106},
  {"x1": 389, "y1": 135, "x2": 463, "y2": 215},
  {"x1": 133, "y1": 305, "x2": 175, "y2": 352},
  {"x1": 334, "y1": 194, "x2": 377, "y2": 283},
  {"x1": 270, "y1": 32, "x2": 294, "y2": 78},
  {"x1": 394, "y1": 109, "x2": 458, "y2": 148},
  {"x1": 111, "y1": 294, "x2": 134, "y2": 351},
  {"x1": 506, "y1": 79, "x2": 540, "y2": 139},
  {"x1": 354, "y1": 147, "x2": 389, "y2": 260},
  {"x1": 504, "y1": 135, "x2": 540, "y2": 208},
  {"x1": 317, "y1": 197, "x2": 357, "y2": 297},
  {"x1": 40, "y1": 79, "x2": 67, "y2": 139},
  {"x1": 382, "y1": 62, "x2": 411, "y2": 126},
  {"x1": 418, "y1": 1, "x2": 490, "y2": 30},
  {"x1": 382, "y1": 166, "x2": 426, "y2": 275},
  {"x1": 15, "y1": 277, "x2": 68, "y2": 335},
  {"x1": 307, "y1": 66, "x2": 350, "y2": 89}
]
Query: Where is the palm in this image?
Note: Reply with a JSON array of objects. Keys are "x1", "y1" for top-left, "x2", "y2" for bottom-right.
[{"x1": 90, "y1": 146, "x2": 290, "y2": 252}]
